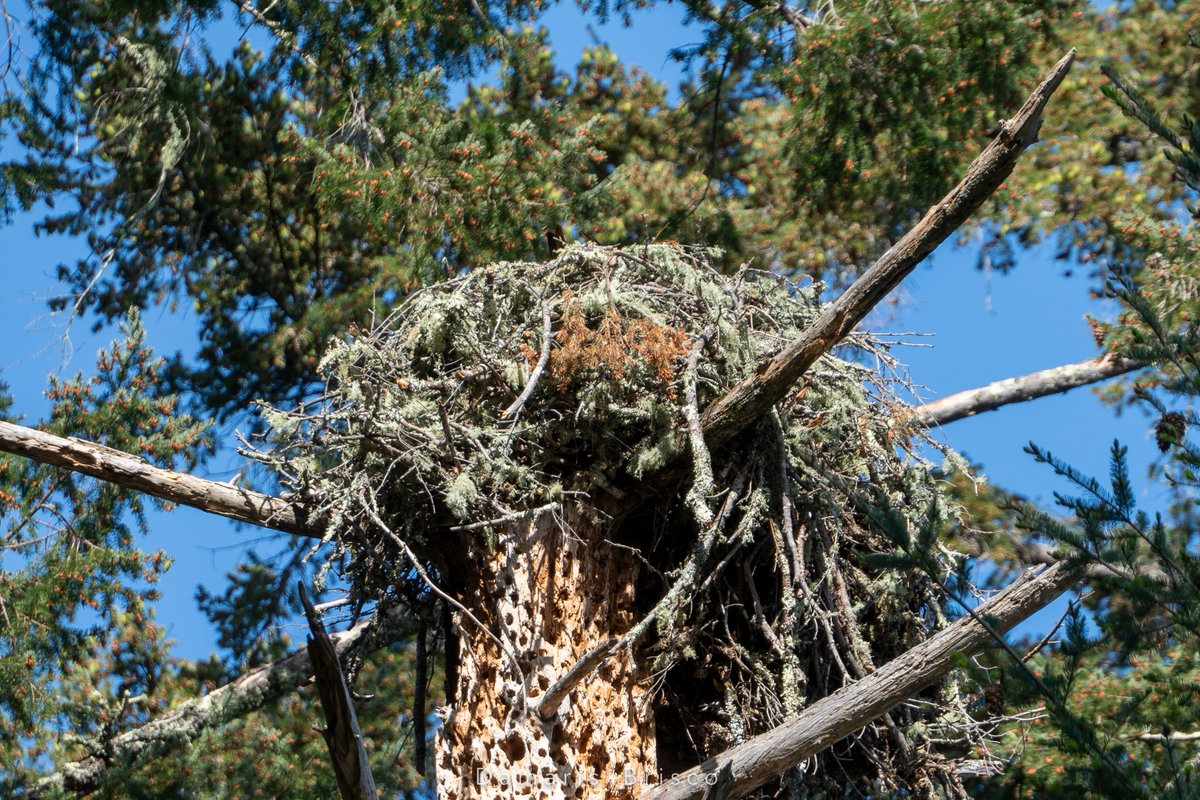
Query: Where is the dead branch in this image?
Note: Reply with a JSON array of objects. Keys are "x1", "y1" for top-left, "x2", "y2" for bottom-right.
[
  {"x1": 32, "y1": 610, "x2": 393, "y2": 796},
  {"x1": 501, "y1": 297, "x2": 553, "y2": 420},
  {"x1": 1124, "y1": 730, "x2": 1200, "y2": 743},
  {"x1": 534, "y1": 638, "x2": 618, "y2": 721},
  {"x1": 300, "y1": 585, "x2": 378, "y2": 800},
  {"x1": 645, "y1": 561, "x2": 1081, "y2": 800},
  {"x1": 912, "y1": 356, "x2": 1140, "y2": 427},
  {"x1": 0, "y1": 420, "x2": 320, "y2": 538},
  {"x1": 698, "y1": 50, "x2": 1076, "y2": 450}
]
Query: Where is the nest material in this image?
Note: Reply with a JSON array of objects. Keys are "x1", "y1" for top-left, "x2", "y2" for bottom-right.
[{"x1": 258, "y1": 243, "x2": 989, "y2": 797}]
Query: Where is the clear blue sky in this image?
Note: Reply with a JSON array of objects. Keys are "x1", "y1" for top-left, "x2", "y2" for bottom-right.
[{"x1": 0, "y1": 3, "x2": 1161, "y2": 659}]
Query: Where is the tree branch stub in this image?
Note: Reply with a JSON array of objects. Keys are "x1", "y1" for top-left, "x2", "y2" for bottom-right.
[{"x1": 698, "y1": 50, "x2": 1077, "y2": 450}]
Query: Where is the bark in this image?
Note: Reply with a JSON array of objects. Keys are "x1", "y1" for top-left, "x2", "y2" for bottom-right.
[
  {"x1": 435, "y1": 504, "x2": 655, "y2": 800},
  {"x1": 300, "y1": 585, "x2": 379, "y2": 800},
  {"x1": 912, "y1": 356, "x2": 1140, "y2": 427},
  {"x1": 698, "y1": 50, "x2": 1076, "y2": 451},
  {"x1": 32, "y1": 611, "x2": 391, "y2": 796},
  {"x1": 0, "y1": 419, "x2": 320, "y2": 538},
  {"x1": 645, "y1": 562, "x2": 1081, "y2": 800}
]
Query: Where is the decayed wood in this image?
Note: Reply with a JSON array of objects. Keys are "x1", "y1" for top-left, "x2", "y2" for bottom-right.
[
  {"x1": 912, "y1": 355, "x2": 1140, "y2": 427},
  {"x1": 300, "y1": 585, "x2": 378, "y2": 800},
  {"x1": 698, "y1": 50, "x2": 1076, "y2": 450},
  {"x1": 0, "y1": 419, "x2": 319, "y2": 538},
  {"x1": 645, "y1": 561, "x2": 1081, "y2": 800},
  {"x1": 436, "y1": 505, "x2": 655, "y2": 800},
  {"x1": 33, "y1": 610, "x2": 389, "y2": 796}
]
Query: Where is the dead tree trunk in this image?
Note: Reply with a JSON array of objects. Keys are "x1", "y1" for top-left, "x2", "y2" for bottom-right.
[{"x1": 436, "y1": 505, "x2": 655, "y2": 800}]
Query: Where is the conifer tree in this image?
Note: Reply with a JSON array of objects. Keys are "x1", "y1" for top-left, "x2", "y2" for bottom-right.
[{"x1": 1, "y1": 2, "x2": 1199, "y2": 799}]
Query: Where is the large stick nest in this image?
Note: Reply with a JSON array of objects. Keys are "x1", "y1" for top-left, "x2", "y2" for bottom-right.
[{"x1": 257, "y1": 243, "x2": 989, "y2": 797}]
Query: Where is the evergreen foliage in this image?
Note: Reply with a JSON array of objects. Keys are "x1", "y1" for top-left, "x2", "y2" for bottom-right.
[
  {"x1": 1, "y1": 1, "x2": 1200, "y2": 798},
  {"x1": 1, "y1": 1, "x2": 1192, "y2": 419}
]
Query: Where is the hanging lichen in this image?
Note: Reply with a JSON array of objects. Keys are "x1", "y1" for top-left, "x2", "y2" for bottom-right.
[{"x1": 254, "y1": 242, "x2": 986, "y2": 797}]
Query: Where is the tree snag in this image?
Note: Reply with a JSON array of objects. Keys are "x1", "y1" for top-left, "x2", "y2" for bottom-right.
[{"x1": 435, "y1": 504, "x2": 655, "y2": 800}]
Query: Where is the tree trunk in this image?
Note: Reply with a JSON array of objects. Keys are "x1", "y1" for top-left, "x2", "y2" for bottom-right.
[{"x1": 436, "y1": 504, "x2": 655, "y2": 800}]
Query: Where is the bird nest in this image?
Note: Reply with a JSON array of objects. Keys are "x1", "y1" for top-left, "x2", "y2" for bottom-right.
[{"x1": 255, "y1": 242, "x2": 985, "y2": 796}]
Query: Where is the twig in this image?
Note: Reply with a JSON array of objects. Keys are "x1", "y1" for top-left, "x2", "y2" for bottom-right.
[
  {"x1": 502, "y1": 298, "x2": 553, "y2": 420},
  {"x1": 1022, "y1": 597, "x2": 1078, "y2": 662},
  {"x1": 444, "y1": 502, "x2": 558, "y2": 533}
]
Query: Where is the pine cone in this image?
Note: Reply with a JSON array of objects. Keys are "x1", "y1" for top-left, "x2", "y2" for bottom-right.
[{"x1": 1156, "y1": 412, "x2": 1187, "y2": 453}]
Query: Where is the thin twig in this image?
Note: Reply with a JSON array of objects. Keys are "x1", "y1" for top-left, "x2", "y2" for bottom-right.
[{"x1": 502, "y1": 297, "x2": 553, "y2": 420}]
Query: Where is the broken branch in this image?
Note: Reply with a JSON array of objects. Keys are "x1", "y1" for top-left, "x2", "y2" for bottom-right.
[
  {"x1": 0, "y1": 420, "x2": 320, "y2": 538},
  {"x1": 645, "y1": 561, "x2": 1081, "y2": 800},
  {"x1": 699, "y1": 50, "x2": 1076, "y2": 449},
  {"x1": 300, "y1": 584, "x2": 378, "y2": 800},
  {"x1": 912, "y1": 355, "x2": 1140, "y2": 427}
]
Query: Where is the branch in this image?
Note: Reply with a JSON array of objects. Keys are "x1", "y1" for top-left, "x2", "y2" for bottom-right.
[
  {"x1": 32, "y1": 611, "x2": 393, "y2": 796},
  {"x1": 645, "y1": 561, "x2": 1081, "y2": 800},
  {"x1": 0, "y1": 420, "x2": 320, "y2": 538},
  {"x1": 1124, "y1": 730, "x2": 1200, "y2": 744},
  {"x1": 534, "y1": 638, "x2": 617, "y2": 721},
  {"x1": 912, "y1": 356, "x2": 1140, "y2": 427},
  {"x1": 300, "y1": 585, "x2": 378, "y2": 800},
  {"x1": 698, "y1": 50, "x2": 1076, "y2": 450}
]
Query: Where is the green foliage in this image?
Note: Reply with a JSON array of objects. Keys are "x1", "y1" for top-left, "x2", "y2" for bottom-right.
[
  {"x1": 3, "y1": 0, "x2": 1192, "y2": 422},
  {"x1": 0, "y1": 311, "x2": 210, "y2": 790},
  {"x1": 4, "y1": 0, "x2": 1200, "y2": 797},
  {"x1": 195, "y1": 552, "x2": 295, "y2": 672}
]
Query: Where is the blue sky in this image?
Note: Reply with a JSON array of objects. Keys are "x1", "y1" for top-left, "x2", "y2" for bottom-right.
[{"x1": 0, "y1": 3, "x2": 1164, "y2": 659}]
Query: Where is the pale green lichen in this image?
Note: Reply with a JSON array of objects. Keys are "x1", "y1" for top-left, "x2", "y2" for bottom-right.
[{"x1": 252, "y1": 242, "x2": 975, "y2": 794}]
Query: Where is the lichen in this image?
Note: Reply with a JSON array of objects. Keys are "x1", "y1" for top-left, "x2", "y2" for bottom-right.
[{"x1": 253, "y1": 242, "x2": 978, "y2": 796}]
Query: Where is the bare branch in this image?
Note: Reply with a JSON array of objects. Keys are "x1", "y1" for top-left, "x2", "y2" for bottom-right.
[
  {"x1": 645, "y1": 561, "x2": 1080, "y2": 800},
  {"x1": 501, "y1": 297, "x2": 552, "y2": 420},
  {"x1": 698, "y1": 50, "x2": 1077, "y2": 450},
  {"x1": 0, "y1": 420, "x2": 320, "y2": 538},
  {"x1": 300, "y1": 585, "x2": 378, "y2": 800},
  {"x1": 912, "y1": 356, "x2": 1140, "y2": 427},
  {"x1": 1124, "y1": 730, "x2": 1200, "y2": 743},
  {"x1": 32, "y1": 611, "x2": 393, "y2": 796},
  {"x1": 534, "y1": 638, "x2": 617, "y2": 721}
]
